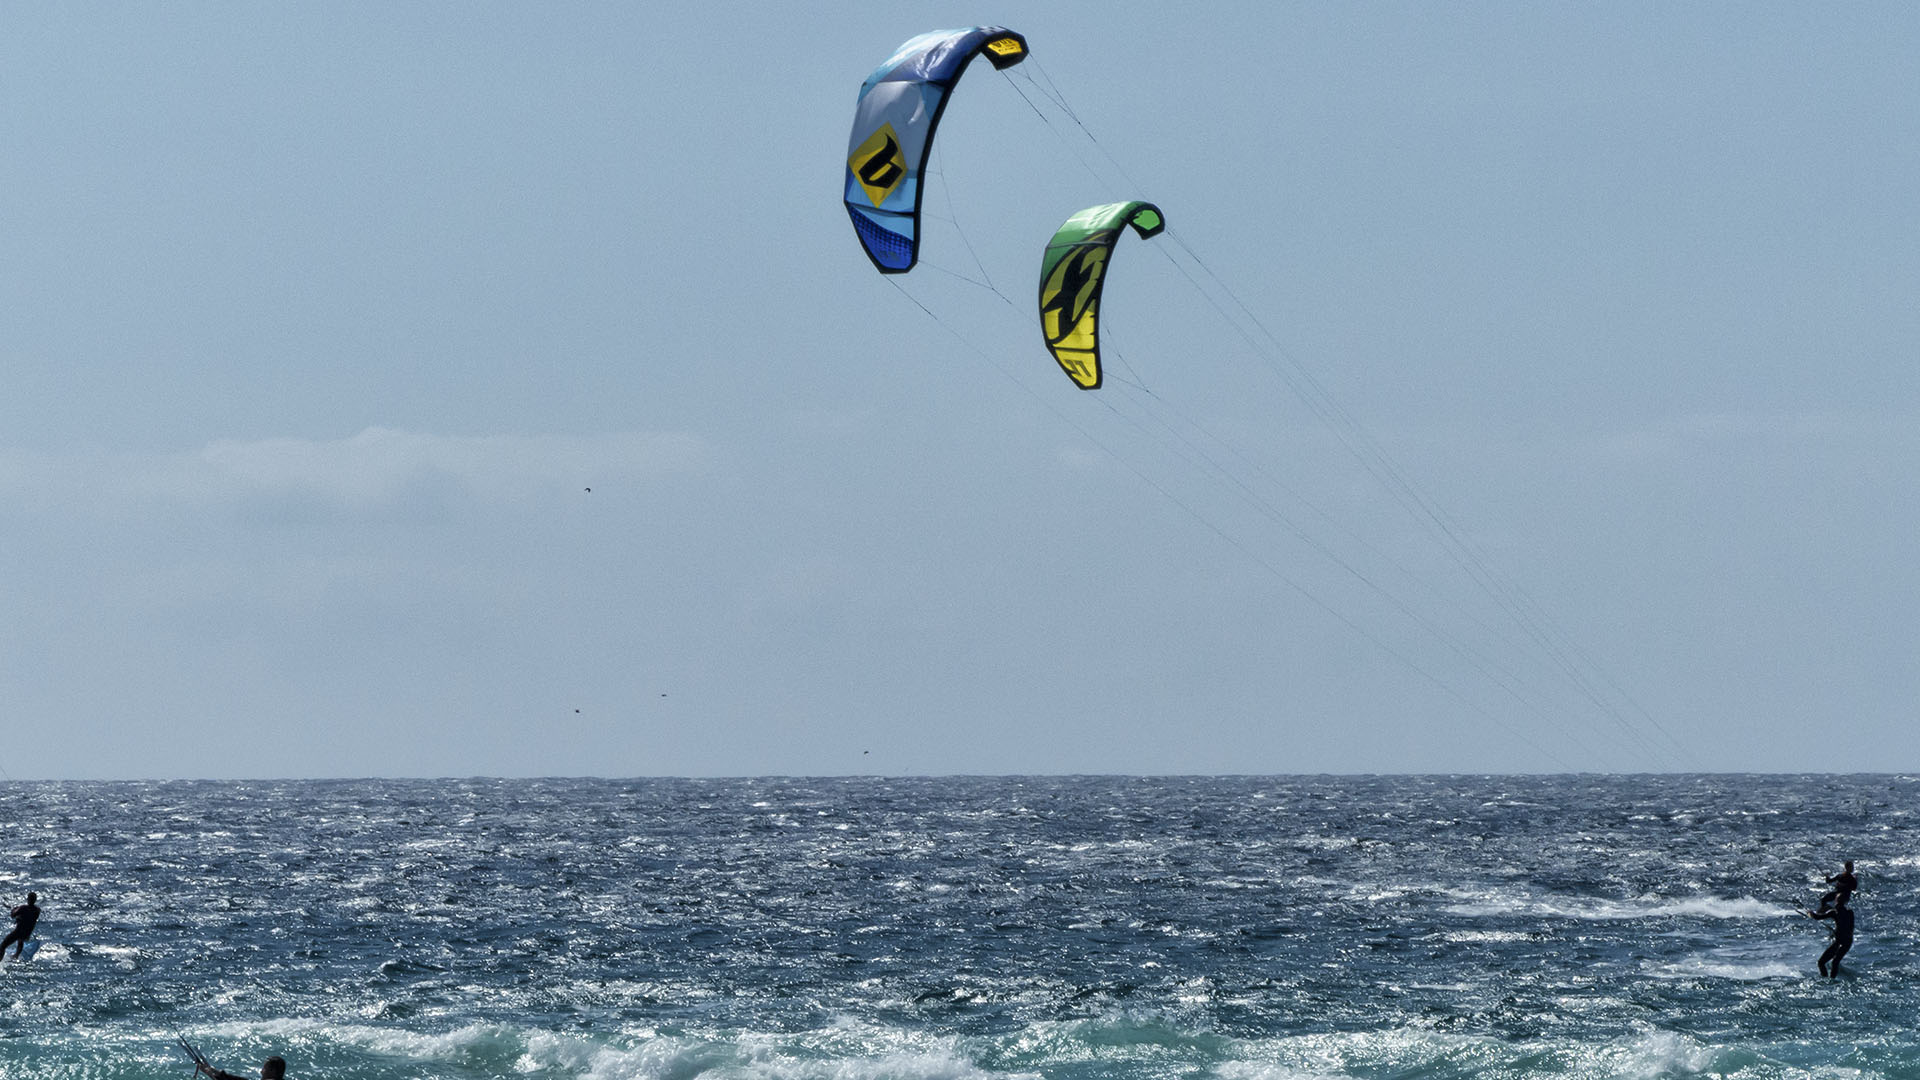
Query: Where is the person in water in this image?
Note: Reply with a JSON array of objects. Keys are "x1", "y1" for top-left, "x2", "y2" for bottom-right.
[
  {"x1": 1804, "y1": 890, "x2": 1854, "y2": 977},
  {"x1": 1818, "y1": 859, "x2": 1859, "y2": 913},
  {"x1": 197, "y1": 1055, "x2": 286, "y2": 1080},
  {"x1": 1, "y1": 892, "x2": 38, "y2": 959}
]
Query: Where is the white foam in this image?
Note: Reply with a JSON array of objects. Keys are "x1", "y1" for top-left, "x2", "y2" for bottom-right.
[
  {"x1": 1438, "y1": 929, "x2": 1534, "y2": 944},
  {"x1": 233, "y1": 1017, "x2": 1022, "y2": 1080},
  {"x1": 1214, "y1": 1062, "x2": 1351, "y2": 1080},
  {"x1": 1648, "y1": 955, "x2": 1801, "y2": 982},
  {"x1": 1645, "y1": 939, "x2": 1807, "y2": 983},
  {"x1": 518, "y1": 1030, "x2": 720, "y2": 1080},
  {"x1": 1212, "y1": 1026, "x2": 1508, "y2": 1080},
  {"x1": 1214, "y1": 1026, "x2": 1731, "y2": 1080},
  {"x1": 1596, "y1": 1030, "x2": 1721, "y2": 1078},
  {"x1": 195, "y1": 1018, "x2": 521, "y2": 1062},
  {"x1": 1442, "y1": 891, "x2": 1790, "y2": 921}
]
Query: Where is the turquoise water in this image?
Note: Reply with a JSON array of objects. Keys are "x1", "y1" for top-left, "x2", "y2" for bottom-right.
[{"x1": 0, "y1": 775, "x2": 1908, "y2": 1078}]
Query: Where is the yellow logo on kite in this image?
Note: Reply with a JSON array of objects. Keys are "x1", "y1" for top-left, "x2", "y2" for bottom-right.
[
  {"x1": 985, "y1": 37, "x2": 1025, "y2": 60},
  {"x1": 850, "y1": 124, "x2": 908, "y2": 207}
]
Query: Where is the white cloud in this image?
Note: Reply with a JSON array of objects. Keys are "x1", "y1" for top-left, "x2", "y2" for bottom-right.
[
  {"x1": 1584, "y1": 409, "x2": 1918, "y2": 467},
  {"x1": 0, "y1": 428, "x2": 713, "y2": 513}
]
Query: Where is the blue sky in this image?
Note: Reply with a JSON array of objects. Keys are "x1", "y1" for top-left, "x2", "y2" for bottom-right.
[{"x1": 2, "y1": 4, "x2": 1916, "y2": 778}]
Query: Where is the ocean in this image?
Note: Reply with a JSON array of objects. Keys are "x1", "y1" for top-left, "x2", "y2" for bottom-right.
[{"x1": 0, "y1": 774, "x2": 1908, "y2": 1079}]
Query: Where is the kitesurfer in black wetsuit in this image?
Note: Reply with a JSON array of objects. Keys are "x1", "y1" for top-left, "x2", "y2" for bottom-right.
[
  {"x1": 1, "y1": 892, "x2": 38, "y2": 959},
  {"x1": 1804, "y1": 890, "x2": 1854, "y2": 977},
  {"x1": 1818, "y1": 859, "x2": 1858, "y2": 914},
  {"x1": 197, "y1": 1054, "x2": 286, "y2": 1080}
]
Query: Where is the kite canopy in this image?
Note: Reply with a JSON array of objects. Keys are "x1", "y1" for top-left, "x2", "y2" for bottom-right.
[
  {"x1": 843, "y1": 27, "x2": 1029, "y2": 273},
  {"x1": 1037, "y1": 201, "x2": 1166, "y2": 389}
]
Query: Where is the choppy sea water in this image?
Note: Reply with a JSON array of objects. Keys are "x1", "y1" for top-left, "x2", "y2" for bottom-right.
[{"x1": 0, "y1": 775, "x2": 1912, "y2": 1079}]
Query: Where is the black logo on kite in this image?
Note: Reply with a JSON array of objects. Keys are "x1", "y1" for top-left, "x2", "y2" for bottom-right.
[
  {"x1": 859, "y1": 133, "x2": 904, "y2": 190},
  {"x1": 850, "y1": 124, "x2": 910, "y2": 207},
  {"x1": 1041, "y1": 239, "x2": 1112, "y2": 343}
]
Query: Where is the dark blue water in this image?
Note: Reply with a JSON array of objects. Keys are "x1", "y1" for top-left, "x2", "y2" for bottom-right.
[{"x1": 0, "y1": 775, "x2": 1911, "y2": 1078}]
